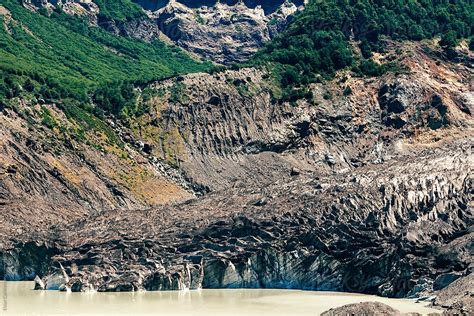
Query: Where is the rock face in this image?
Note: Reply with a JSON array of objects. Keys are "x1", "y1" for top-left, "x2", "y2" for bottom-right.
[
  {"x1": 127, "y1": 42, "x2": 473, "y2": 193},
  {"x1": 134, "y1": 0, "x2": 304, "y2": 14},
  {"x1": 24, "y1": 143, "x2": 471, "y2": 297},
  {"x1": 23, "y1": 0, "x2": 100, "y2": 24},
  {"x1": 151, "y1": 0, "x2": 300, "y2": 64},
  {"x1": 98, "y1": 16, "x2": 162, "y2": 42}
]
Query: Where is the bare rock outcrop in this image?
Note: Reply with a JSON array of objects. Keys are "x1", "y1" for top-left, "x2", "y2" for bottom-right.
[
  {"x1": 151, "y1": 0, "x2": 300, "y2": 64},
  {"x1": 26, "y1": 140, "x2": 472, "y2": 304},
  {"x1": 321, "y1": 302, "x2": 401, "y2": 316},
  {"x1": 434, "y1": 274, "x2": 474, "y2": 315},
  {"x1": 23, "y1": 0, "x2": 100, "y2": 24},
  {"x1": 135, "y1": 0, "x2": 304, "y2": 15},
  {"x1": 126, "y1": 42, "x2": 473, "y2": 192}
]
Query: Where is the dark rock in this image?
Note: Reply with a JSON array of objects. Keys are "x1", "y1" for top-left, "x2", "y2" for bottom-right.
[
  {"x1": 34, "y1": 276, "x2": 45, "y2": 290},
  {"x1": 143, "y1": 143, "x2": 153, "y2": 154},
  {"x1": 6, "y1": 165, "x2": 17, "y2": 174},
  {"x1": 252, "y1": 198, "x2": 267, "y2": 206},
  {"x1": 208, "y1": 96, "x2": 221, "y2": 106},
  {"x1": 433, "y1": 273, "x2": 462, "y2": 291},
  {"x1": 290, "y1": 168, "x2": 301, "y2": 176},
  {"x1": 13, "y1": 142, "x2": 470, "y2": 300},
  {"x1": 325, "y1": 154, "x2": 336, "y2": 166}
]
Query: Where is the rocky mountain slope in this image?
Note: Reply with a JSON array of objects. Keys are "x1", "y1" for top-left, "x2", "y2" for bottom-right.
[
  {"x1": 123, "y1": 41, "x2": 473, "y2": 192},
  {"x1": 1, "y1": 37, "x2": 473, "y2": 313},
  {"x1": 21, "y1": 0, "x2": 304, "y2": 64},
  {"x1": 150, "y1": 0, "x2": 300, "y2": 63},
  {"x1": 26, "y1": 140, "x2": 472, "y2": 297},
  {"x1": 1, "y1": 0, "x2": 473, "y2": 314},
  {"x1": 135, "y1": 0, "x2": 305, "y2": 14}
]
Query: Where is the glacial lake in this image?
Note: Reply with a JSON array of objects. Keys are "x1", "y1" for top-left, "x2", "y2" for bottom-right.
[{"x1": 0, "y1": 281, "x2": 441, "y2": 315}]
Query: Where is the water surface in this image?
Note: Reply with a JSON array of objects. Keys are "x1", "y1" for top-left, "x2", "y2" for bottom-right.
[{"x1": 1, "y1": 282, "x2": 440, "y2": 315}]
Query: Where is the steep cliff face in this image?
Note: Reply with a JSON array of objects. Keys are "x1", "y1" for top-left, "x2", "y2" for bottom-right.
[
  {"x1": 151, "y1": 0, "x2": 300, "y2": 64},
  {"x1": 133, "y1": 0, "x2": 304, "y2": 14},
  {"x1": 18, "y1": 141, "x2": 474, "y2": 302}
]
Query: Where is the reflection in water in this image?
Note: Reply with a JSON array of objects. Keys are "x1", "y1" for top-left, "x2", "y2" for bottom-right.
[
  {"x1": 0, "y1": 282, "x2": 440, "y2": 315},
  {"x1": 2, "y1": 281, "x2": 7, "y2": 313}
]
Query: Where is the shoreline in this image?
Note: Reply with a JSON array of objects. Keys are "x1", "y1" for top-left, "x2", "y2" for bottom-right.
[{"x1": 0, "y1": 281, "x2": 442, "y2": 315}]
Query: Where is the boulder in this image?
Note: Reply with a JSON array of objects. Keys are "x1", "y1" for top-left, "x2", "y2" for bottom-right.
[
  {"x1": 433, "y1": 273, "x2": 462, "y2": 291},
  {"x1": 321, "y1": 302, "x2": 401, "y2": 316}
]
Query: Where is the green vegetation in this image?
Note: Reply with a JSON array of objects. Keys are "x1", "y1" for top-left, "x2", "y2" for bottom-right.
[
  {"x1": 40, "y1": 107, "x2": 58, "y2": 129},
  {"x1": 94, "y1": 0, "x2": 145, "y2": 23},
  {"x1": 195, "y1": 12, "x2": 205, "y2": 25},
  {"x1": 343, "y1": 86, "x2": 352, "y2": 96},
  {"x1": 352, "y1": 60, "x2": 407, "y2": 77},
  {"x1": 93, "y1": 82, "x2": 137, "y2": 117},
  {"x1": 59, "y1": 101, "x2": 122, "y2": 145},
  {"x1": 1, "y1": 0, "x2": 472, "y2": 128},
  {"x1": 0, "y1": 0, "x2": 213, "y2": 153},
  {"x1": 0, "y1": 0, "x2": 211, "y2": 111},
  {"x1": 250, "y1": 0, "x2": 473, "y2": 100},
  {"x1": 268, "y1": 18, "x2": 278, "y2": 26}
]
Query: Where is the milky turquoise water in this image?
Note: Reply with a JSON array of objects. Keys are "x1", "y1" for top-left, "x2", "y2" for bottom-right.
[{"x1": 0, "y1": 281, "x2": 440, "y2": 315}]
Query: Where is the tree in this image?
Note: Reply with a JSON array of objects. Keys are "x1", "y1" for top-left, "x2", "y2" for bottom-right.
[
  {"x1": 24, "y1": 79, "x2": 35, "y2": 93},
  {"x1": 439, "y1": 31, "x2": 458, "y2": 49}
]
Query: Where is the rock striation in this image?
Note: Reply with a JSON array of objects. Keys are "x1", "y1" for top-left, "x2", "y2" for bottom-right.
[
  {"x1": 128, "y1": 41, "x2": 473, "y2": 193},
  {"x1": 11, "y1": 140, "x2": 473, "y2": 303}
]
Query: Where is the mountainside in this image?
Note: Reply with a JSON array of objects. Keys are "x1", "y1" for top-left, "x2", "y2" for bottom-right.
[
  {"x1": 150, "y1": 0, "x2": 300, "y2": 64},
  {"x1": 20, "y1": 0, "x2": 305, "y2": 64},
  {"x1": 22, "y1": 138, "x2": 472, "y2": 300},
  {"x1": 1, "y1": 0, "x2": 473, "y2": 314},
  {"x1": 0, "y1": 0, "x2": 211, "y2": 243},
  {"x1": 1, "y1": 0, "x2": 212, "y2": 101}
]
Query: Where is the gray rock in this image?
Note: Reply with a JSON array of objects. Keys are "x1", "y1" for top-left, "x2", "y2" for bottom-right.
[
  {"x1": 321, "y1": 302, "x2": 401, "y2": 316},
  {"x1": 34, "y1": 275, "x2": 45, "y2": 290},
  {"x1": 150, "y1": 0, "x2": 300, "y2": 64}
]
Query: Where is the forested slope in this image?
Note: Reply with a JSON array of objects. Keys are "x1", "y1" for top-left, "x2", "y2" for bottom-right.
[
  {"x1": 0, "y1": 0, "x2": 211, "y2": 113},
  {"x1": 251, "y1": 0, "x2": 473, "y2": 99}
]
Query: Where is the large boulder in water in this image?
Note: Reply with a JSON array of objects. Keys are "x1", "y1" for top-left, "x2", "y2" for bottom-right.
[{"x1": 321, "y1": 302, "x2": 405, "y2": 316}]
